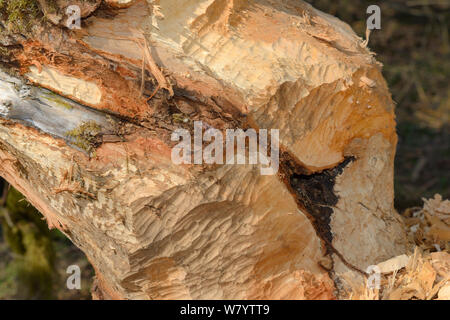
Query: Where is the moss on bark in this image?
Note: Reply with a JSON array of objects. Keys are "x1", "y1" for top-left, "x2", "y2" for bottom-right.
[{"x1": 0, "y1": 0, "x2": 42, "y2": 33}]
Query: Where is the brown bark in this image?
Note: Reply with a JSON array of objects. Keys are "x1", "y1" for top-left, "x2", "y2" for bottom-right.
[{"x1": 0, "y1": 0, "x2": 407, "y2": 299}]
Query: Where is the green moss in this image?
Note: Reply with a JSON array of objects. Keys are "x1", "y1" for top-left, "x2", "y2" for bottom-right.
[
  {"x1": 172, "y1": 113, "x2": 189, "y2": 124},
  {"x1": 16, "y1": 221, "x2": 55, "y2": 299},
  {"x1": 0, "y1": 187, "x2": 56, "y2": 299},
  {"x1": 0, "y1": 259, "x2": 20, "y2": 298},
  {"x1": 43, "y1": 92, "x2": 73, "y2": 110},
  {"x1": 45, "y1": 0, "x2": 58, "y2": 14},
  {"x1": 0, "y1": 46, "x2": 10, "y2": 57},
  {"x1": 65, "y1": 121, "x2": 102, "y2": 156},
  {"x1": 2, "y1": 188, "x2": 52, "y2": 253},
  {"x1": 0, "y1": 0, "x2": 42, "y2": 33}
]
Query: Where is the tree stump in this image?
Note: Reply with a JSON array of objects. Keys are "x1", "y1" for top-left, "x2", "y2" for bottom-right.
[{"x1": 0, "y1": 0, "x2": 407, "y2": 299}]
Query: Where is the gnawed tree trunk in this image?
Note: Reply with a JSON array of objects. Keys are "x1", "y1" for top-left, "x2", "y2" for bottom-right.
[{"x1": 0, "y1": 0, "x2": 407, "y2": 299}]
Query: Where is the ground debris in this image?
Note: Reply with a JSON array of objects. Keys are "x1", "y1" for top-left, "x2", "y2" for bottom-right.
[
  {"x1": 404, "y1": 194, "x2": 450, "y2": 251},
  {"x1": 340, "y1": 194, "x2": 450, "y2": 300},
  {"x1": 341, "y1": 248, "x2": 449, "y2": 300}
]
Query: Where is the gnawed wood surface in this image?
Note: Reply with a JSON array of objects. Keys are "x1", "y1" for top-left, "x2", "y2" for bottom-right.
[{"x1": 0, "y1": 0, "x2": 407, "y2": 299}]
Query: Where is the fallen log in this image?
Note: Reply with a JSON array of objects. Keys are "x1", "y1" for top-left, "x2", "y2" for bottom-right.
[{"x1": 0, "y1": 0, "x2": 407, "y2": 299}]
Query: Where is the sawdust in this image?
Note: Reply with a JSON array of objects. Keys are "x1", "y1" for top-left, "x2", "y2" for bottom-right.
[
  {"x1": 404, "y1": 194, "x2": 450, "y2": 251},
  {"x1": 342, "y1": 248, "x2": 449, "y2": 300},
  {"x1": 342, "y1": 194, "x2": 450, "y2": 300}
]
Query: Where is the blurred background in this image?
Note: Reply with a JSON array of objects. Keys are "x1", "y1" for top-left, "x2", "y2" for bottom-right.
[{"x1": 0, "y1": 0, "x2": 449, "y2": 299}]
